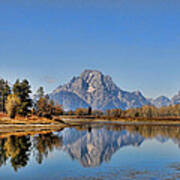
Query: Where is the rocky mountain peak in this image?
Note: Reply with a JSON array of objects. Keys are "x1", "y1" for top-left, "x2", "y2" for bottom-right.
[
  {"x1": 133, "y1": 91, "x2": 143, "y2": 96},
  {"x1": 80, "y1": 69, "x2": 103, "y2": 79},
  {"x1": 50, "y1": 70, "x2": 150, "y2": 111},
  {"x1": 79, "y1": 69, "x2": 116, "y2": 91}
]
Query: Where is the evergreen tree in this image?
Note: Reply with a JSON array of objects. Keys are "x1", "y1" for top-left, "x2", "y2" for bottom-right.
[
  {"x1": 36, "y1": 87, "x2": 44, "y2": 100},
  {"x1": 12, "y1": 79, "x2": 32, "y2": 116},
  {"x1": 0, "y1": 79, "x2": 11, "y2": 112}
]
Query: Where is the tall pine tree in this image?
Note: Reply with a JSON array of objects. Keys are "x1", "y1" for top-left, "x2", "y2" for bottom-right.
[
  {"x1": 0, "y1": 79, "x2": 11, "y2": 112},
  {"x1": 13, "y1": 79, "x2": 32, "y2": 116}
]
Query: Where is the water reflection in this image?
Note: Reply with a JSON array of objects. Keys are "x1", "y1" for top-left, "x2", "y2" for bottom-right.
[
  {"x1": 34, "y1": 133, "x2": 63, "y2": 164},
  {"x1": 1, "y1": 124, "x2": 180, "y2": 171},
  {"x1": 62, "y1": 127, "x2": 144, "y2": 167},
  {"x1": 0, "y1": 133, "x2": 63, "y2": 171},
  {"x1": 0, "y1": 136, "x2": 31, "y2": 171}
]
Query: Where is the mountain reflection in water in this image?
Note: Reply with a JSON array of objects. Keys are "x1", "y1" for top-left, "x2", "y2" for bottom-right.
[{"x1": 1, "y1": 124, "x2": 180, "y2": 171}]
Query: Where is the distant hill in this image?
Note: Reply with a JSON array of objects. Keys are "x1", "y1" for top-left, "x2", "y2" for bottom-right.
[
  {"x1": 150, "y1": 92, "x2": 180, "y2": 108},
  {"x1": 50, "y1": 69, "x2": 180, "y2": 111},
  {"x1": 149, "y1": 96, "x2": 171, "y2": 108}
]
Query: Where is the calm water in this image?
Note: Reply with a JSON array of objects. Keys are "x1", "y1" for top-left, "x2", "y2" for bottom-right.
[{"x1": 0, "y1": 123, "x2": 180, "y2": 180}]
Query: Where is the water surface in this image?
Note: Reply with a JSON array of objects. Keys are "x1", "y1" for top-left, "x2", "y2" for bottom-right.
[{"x1": 0, "y1": 124, "x2": 180, "y2": 179}]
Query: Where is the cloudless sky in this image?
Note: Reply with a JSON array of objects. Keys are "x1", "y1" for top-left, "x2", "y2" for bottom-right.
[{"x1": 0, "y1": 0, "x2": 180, "y2": 98}]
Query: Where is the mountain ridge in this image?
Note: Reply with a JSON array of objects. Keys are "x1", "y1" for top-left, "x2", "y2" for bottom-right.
[{"x1": 50, "y1": 69, "x2": 180, "y2": 111}]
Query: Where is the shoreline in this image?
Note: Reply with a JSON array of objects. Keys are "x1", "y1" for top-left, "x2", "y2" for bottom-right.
[
  {"x1": 1, "y1": 115, "x2": 180, "y2": 138},
  {"x1": 0, "y1": 123, "x2": 66, "y2": 138},
  {"x1": 60, "y1": 116, "x2": 180, "y2": 126}
]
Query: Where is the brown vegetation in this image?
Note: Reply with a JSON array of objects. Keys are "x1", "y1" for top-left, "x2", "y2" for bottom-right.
[{"x1": 5, "y1": 94, "x2": 21, "y2": 119}]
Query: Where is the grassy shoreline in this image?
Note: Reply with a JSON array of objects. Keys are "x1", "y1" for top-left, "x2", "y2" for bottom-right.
[
  {"x1": 0, "y1": 113, "x2": 67, "y2": 137},
  {"x1": 1, "y1": 113, "x2": 180, "y2": 138}
]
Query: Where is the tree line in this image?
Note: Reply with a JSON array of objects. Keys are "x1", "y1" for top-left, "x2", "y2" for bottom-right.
[
  {"x1": 67, "y1": 105, "x2": 180, "y2": 119},
  {"x1": 105, "y1": 104, "x2": 180, "y2": 119},
  {"x1": 0, "y1": 78, "x2": 63, "y2": 119}
]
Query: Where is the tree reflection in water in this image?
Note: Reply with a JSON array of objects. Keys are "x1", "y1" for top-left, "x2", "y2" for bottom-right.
[
  {"x1": 0, "y1": 133, "x2": 63, "y2": 171},
  {"x1": 34, "y1": 133, "x2": 63, "y2": 164},
  {"x1": 0, "y1": 136, "x2": 31, "y2": 171}
]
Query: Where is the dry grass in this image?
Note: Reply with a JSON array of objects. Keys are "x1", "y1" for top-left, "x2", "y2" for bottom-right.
[
  {"x1": 0, "y1": 113, "x2": 67, "y2": 138},
  {"x1": 0, "y1": 113, "x2": 59, "y2": 124}
]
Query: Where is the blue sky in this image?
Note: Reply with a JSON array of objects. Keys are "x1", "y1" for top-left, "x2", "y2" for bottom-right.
[{"x1": 0, "y1": 0, "x2": 180, "y2": 98}]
